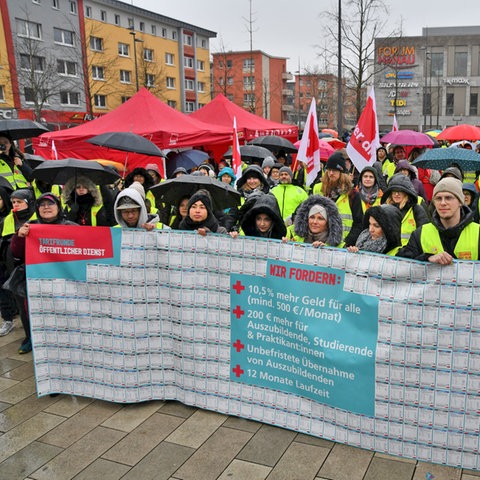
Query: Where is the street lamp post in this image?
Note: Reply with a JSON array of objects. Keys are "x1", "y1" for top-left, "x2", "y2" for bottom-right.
[
  {"x1": 129, "y1": 29, "x2": 143, "y2": 92},
  {"x1": 296, "y1": 67, "x2": 301, "y2": 132}
]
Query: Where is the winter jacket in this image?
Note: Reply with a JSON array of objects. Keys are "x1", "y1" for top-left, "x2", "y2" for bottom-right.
[
  {"x1": 271, "y1": 183, "x2": 308, "y2": 220},
  {"x1": 394, "y1": 160, "x2": 427, "y2": 202},
  {"x1": 363, "y1": 204, "x2": 402, "y2": 255},
  {"x1": 240, "y1": 194, "x2": 286, "y2": 239}
]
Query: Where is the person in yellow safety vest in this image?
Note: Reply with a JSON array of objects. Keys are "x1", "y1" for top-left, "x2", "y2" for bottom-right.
[
  {"x1": 0, "y1": 133, "x2": 34, "y2": 190},
  {"x1": 381, "y1": 173, "x2": 429, "y2": 246},
  {"x1": 347, "y1": 204, "x2": 402, "y2": 256},
  {"x1": 312, "y1": 152, "x2": 364, "y2": 247},
  {"x1": 397, "y1": 177, "x2": 480, "y2": 262},
  {"x1": 114, "y1": 182, "x2": 168, "y2": 230},
  {"x1": 282, "y1": 195, "x2": 344, "y2": 247},
  {"x1": 382, "y1": 144, "x2": 406, "y2": 181},
  {"x1": 356, "y1": 166, "x2": 383, "y2": 213},
  {"x1": 62, "y1": 176, "x2": 109, "y2": 226},
  {"x1": 271, "y1": 166, "x2": 308, "y2": 221}
]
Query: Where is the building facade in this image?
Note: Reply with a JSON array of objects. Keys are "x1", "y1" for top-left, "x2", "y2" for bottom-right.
[
  {"x1": 375, "y1": 26, "x2": 480, "y2": 132},
  {"x1": 0, "y1": 0, "x2": 215, "y2": 129},
  {"x1": 211, "y1": 50, "x2": 292, "y2": 123}
]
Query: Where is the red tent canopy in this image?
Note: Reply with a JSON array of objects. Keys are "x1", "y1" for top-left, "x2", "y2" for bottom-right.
[
  {"x1": 190, "y1": 94, "x2": 298, "y2": 143},
  {"x1": 32, "y1": 89, "x2": 234, "y2": 177}
]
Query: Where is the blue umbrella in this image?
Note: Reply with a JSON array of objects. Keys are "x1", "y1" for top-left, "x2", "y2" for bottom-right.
[
  {"x1": 412, "y1": 147, "x2": 480, "y2": 171},
  {"x1": 166, "y1": 150, "x2": 209, "y2": 177}
]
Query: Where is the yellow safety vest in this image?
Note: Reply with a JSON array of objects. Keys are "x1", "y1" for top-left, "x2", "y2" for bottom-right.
[
  {"x1": 1, "y1": 212, "x2": 37, "y2": 236},
  {"x1": 420, "y1": 222, "x2": 480, "y2": 260},
  {"x1": 284, "y1": 224, "x2": 344, "y2": 247},
  {"x1": 0, "y1": 159, "x2": 29, "y2": 189},
  {"x1": 400, "y1": 207, "x2": 417, "y2": 246},
  {"x1": 32, "y1": 183, "x2": 62, "y2": 199},
  {"x1": 361, "y1": 196, "x2": 382, "y2": 213},
  {"x1": 64, "y1": 204, "x2": 103, "y2": 226},
  {"x1": 382, "y1": 159, "x2": 396, "y2": 179}
]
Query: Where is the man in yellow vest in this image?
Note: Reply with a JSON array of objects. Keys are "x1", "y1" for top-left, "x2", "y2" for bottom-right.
[{"x1": 397, "y1": 178, "x2": 480, "y2": 263}]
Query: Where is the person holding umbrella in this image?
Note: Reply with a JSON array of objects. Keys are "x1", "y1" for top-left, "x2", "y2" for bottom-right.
[{"x1": 0, "y1": 133, "x2": 34, "y2": 190}]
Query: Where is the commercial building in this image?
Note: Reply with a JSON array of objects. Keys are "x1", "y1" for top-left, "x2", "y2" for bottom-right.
[
  {"x1": 0, "y1": 0, "x2": 215, "y2": 129},
  {"x1": 374, "y1": 26, "x2": 480, "y2": 131}
]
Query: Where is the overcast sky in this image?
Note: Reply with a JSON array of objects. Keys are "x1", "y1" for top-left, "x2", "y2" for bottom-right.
[{"x1": 132, "y1": 0, "x2": 478, "y2": 72}]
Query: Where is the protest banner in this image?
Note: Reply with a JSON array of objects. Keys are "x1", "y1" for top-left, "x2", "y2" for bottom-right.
[{"x1": 26, "y1": 225, "x2": 480, "y2": 470}]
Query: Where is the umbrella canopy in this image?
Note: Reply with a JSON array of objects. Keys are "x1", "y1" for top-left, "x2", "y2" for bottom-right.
[
  {"x1": 412, "y1": 147, "x2": 480, "y2": 172},
  {"x1": 86, "y1": 131, "x2": 165, "y2": 157},
  {"x1": 32, "y1": 158, "x2": 121, "y2": 185},
  {"x1": 249, "y1": 135, "x2": 298, "y2": 153},
  {"x1": 294, "y1": 139, "x2": 334, "y2": 161},
  {"x1": 23, "y1": 153, "x2": 46, "y2": 169},
  {"x1": 88, "y1": 158, "x2": 126, "y2": 172},
  {"x1": 321, "y1": 128, "x2": 338, "y2": 138},
  {"x1": 150, "y1": 175, "x2": 241, "y2": 210},
  {"x1": 437, "y1": 124, "x2": 480, "y2": 141},
  {"x1": 380, "y1": 129, "x2": 434, "y2": 147},
  {"x1": 0, "y1": 119, "x2": 49, "y2": 140},
  {"x1": 322, "y1": 137, "x2": 346, "y2": 150},
  {"x1": 425, "y1": 130, "x2": 441, "y2": 138},
  {"x1": 224, "y1": 145, "x2": 274, "y2": 163},
  {"x1": 166, "y1": 150, "x2": 209, "y2": 177},
  {"x1": 0, "y1": 175, "x2": 14, "y2": 192}
]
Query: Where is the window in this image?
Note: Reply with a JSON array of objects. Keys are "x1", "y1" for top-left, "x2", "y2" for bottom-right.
[
  {"x1": 166, "y1": 77, "x2": 175, "y2": 89},
  {"x1": 218, "y1": 78, "x2": 224, "y2": 86},
  {"x1": 197, "y1": 81, "x2": 205, "y2": 93},
  {"x1": 16, "y1": 19, "x2": 42, "y2": 40},
  {"x1": 430, "y1": 52, "x2": 443, "y2": 77},
  {"x1": 199, "y1": 38, "x2": 207, "y2": 48},
  {"x1": 218, "y1": 60, "x2": 223, "y2": 68},
  {"x1": 144, "y1": 48, "x2": 153, "y2": 62},
  {"x1": 60, "y1": 91, "x2": 80, "y2": 105},
  {"x1": 119, "y1": 70, "x2": 131, "y2": 83},
  {"x1": 197, "y1": 60, "x2": 205, "y2": 71},
  {"x1": 151, "y1": 25, "x2": 156, "y2": 35},
  {"x1": 454, "y1": 51, "x2": 468, "y2": 76},
  {"x1": 318, "y1": 80, "x2": 327, "y2": 88},
  {"x1": 90, "y1": 36, "x2": 103, "y2": 51},
  {"x1": 470, "y1": 93, "x2": 478, "y2": 116},
  {"x1": 162, "y1": 27, "x2": 167, "y2": 38},
  {"x1": 118, "y1": 43, "x2": 129, "y2": 56},
  {"x1": 94, "y1": 94, "x2": 106, "y2": 108},
  {"x1": 243, "y1": 93, "x2": 255, "y2": 106},
  {"x1": 69, "y1": 1, "x2": 77, "y2": 14},
  {"x1": 85, "y1": 6, "x2": 91, "y2": 17},
  {"x1": 227, "y1": 94, "x2": 233, "y2": 101},
  {"x1": 121, "y1": 96, "x2": 131, "y2": 103},
  {"x1": 92, "y1": 65, "x2": 104, "y2": 80},
  {"x1": 24, "y1": 88, "x2": 36, "y2": 103},
  {"x1": 20, "y1": 54, "x2": 45, "y2": 72},
  {"x1": 165, "y1": 53, "x2": 174, "y2": 65},
  {"x1": 114, "y1": 14, "x2": 120, "y2": 25},
  {"x1": 183, "y1": 34, "x2": 193, "y2": 46},
  {"x1": 128, "y1": 18, "x2": 134, "y2": 28},
  {"x1": 446, "y1": 92, "x2": 454, "y2": 115},
  {"x1": 52, "y1": 0, "x2": 59, "y2": 9},
  {"x1": 243, "y1": 76, "x2": 254, "y2": 90},
  {"x1": 57, "y1": 59, "x2": 77, "y2": 76},
  {"x1": 54, "y1": 28, "x2": 75, "y2": 46},
  {"x1": 172, "y1": 31, "x2": 177, "y2": 40},
  {"x1": 185, "y1": 79, "x2": 194, "y2": 90},
  {"x1": 227, "y1": 77, "x2": 233, "y2": 85},
  {"x1": 185, "y1": 101, "x2": 195, "y2": 113},
  {"x1": 139, "y1": 22, "x2": 145, "y2": 32},
  {"x1": 145, "y1": 74, "x2": 155, "y2": 87},
  {"x1": 243, "y1": 58, "x2": 254, "y2": 69},
  {"x1": 167, "y1": 100, "x2": 177, "y2": 109},
  {"x1": 0, "y1": 86, "x2": 4, "y2": 102},
  {"x1": 227, "y1": 60, "x2": 232, "y2": 68},
  {"x1": 184, "y1": 56, "x2": 194, "y2": 69},
  {"x1": 100, "y1": 10, "x2": 107, "y2": 22}
]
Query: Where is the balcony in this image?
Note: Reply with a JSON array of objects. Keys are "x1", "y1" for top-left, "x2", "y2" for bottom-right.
[
  {"x1": 282, "y1": 72, "x2": 293, "y2": 81},
  {"x1": 282, "y1": 104, "x2": 294, "y2": 112},
  {"x1": 282, "y1": 89, "x2": 293, "y2": 96}
]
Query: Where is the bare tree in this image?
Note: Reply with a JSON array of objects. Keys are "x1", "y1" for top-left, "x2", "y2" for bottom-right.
[
  {"x1": 212, "y1": 37, "x2": 235, "y2": 97},
  {"x1": 135, "y1": 44, "x2": 168, "y2": 100}
]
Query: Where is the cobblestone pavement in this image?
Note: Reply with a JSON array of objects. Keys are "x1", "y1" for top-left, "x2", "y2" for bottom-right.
[{"x1": 1, "y1": 324, "x2": 478, "y2": 480}]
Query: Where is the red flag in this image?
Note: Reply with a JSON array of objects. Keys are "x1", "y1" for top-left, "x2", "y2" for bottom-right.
[
  {"x1": 392, "y1": 114, "x2": 399, "y2": 132},
  {"x1": 232, "y1": 117, "x2": 242, "y2": 185},
  {"x1": 296, "y1": 98, "x2": 321, "y2": 187},
  {"x1": 346, "y1": 87, "x2": 380, "y2": 172}
]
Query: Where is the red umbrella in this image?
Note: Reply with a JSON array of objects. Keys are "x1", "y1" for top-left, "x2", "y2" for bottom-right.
[
  {"x1": 323, "y1": 137, "x2": 346, "y2": 150},
  {"x1": 436, "y1": 124, "x2": 480, "y2": 141},
  {"x1": 380, "y1": 129, "x2": 434, "y2": 147},
  {"x1": 321, "y1": 128, "x2": 338, "y2": 138},
  {"x1": 294, "y1": 139, "x2": 334, "y2": 161}
]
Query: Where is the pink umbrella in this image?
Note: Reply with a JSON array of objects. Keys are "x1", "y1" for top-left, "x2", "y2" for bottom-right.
[
  {"x1": 294, "y1": 139, "x2": 335, "y2": 161},
  {"x1": 380, "y1": 129, "x2": 434, "y2": 147}
]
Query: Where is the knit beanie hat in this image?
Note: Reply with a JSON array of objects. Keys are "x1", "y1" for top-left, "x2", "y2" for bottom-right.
[
  {"x1": 188, "y1": 189, "x2": 213, "y2": 213},
  {"x1": 433, "y1": 178, "x2": 465, "y2": 204},
  {"x1": 11, "y1": 188, "x2": 34, "y2": 204},
  {"x1": 262, "y1": 156, "x2": 276, "y2": 169},
  {"x1": 279, "y1": 166, "x2": 293, "y2": 180},
  {"x1": 309, "y1": 204, "x2": 327, "y2": 220},
  {"x1": 325, "y1": 152, "x2": 347, "y2": 173}
]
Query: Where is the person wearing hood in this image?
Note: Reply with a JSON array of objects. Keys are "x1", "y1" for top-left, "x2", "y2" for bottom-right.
[
  {"x1": 312, "y1": 152, "x2": 363, "y2": 247},
  {"x1": 62, "y1": 176, "x2": 109, "y2": 226},
  {"x1": 397, "y1": 178, "x2": 480, "y2": 263},
  {"x1": 382, "y1": 173, "x2": 429, "y2": 246},
  {"x1": 271, "y1": 166, "x2": 308, "y2": 221},
  {"x1": 114, "y1": 182, "x2": 165, "y2": 230},
  {"x1": 171, "y1": 167, "x2": 188, "y2": 178},
  {"x1": 179, "y1": 189, "x2": 228, "y2": 235},
  {"x1": 347, "y1": 204, "x2": 402, "y2": 256},
  {"x1": 234, "y1": 194, "x2": 286, "y2": 239},
  {"x1": 262, "y1": 156, "x2": 275, "y2": 178},
  {"x1": 236, "y1": 165, "x2": 270, "y2": 199},
  {"x1": 218, "y1": 167, "x2": 236, "y2": 186},
  {"x1": 283, "y1": 195, "x2": 343, "y2": 247},
  {"x1": 267, "y1": 162, "x2": 283, "y2": 188},
  {"x1": 356, "y1": 166, "x2": 383, "y2": 213},
  {"x1": 0, "y1": 132, "x2": 33, "y2": 190},
  {"x1": 145, "y1": 163, "x2": 162, "y2": 186},
  {"x1": 394, "y1": 160, "x2": 427, "y2": 202},
  {"x1": 124, "y1": 167, "x2": 158, "y2": 214}
]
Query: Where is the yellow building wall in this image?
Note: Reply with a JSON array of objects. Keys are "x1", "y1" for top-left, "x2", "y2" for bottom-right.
[
  {"x1": 0, "y1": 8, "x2": 15, "y2": 108},
  {"x1": 196, "y1": 46, "x2": 211, "y2": 106}
]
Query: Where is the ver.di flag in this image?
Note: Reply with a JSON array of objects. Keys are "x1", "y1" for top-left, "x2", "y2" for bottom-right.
[
  {"x1": 296, "y1": 98, "x2": 321, "y2": 187},
  {"x1": 232, "y1": 117, "x2": 242, "y2": 186},
  {"x1": 346, "y1": 87, "x2": 380, "y2": 172}
]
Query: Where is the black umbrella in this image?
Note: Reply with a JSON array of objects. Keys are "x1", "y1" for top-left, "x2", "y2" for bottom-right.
[
  {"x1": 249, "y1": 135, "x2": 298, "y2": 153},
  {"x1": 0, "y1": 119, "x2": 49, "y2": 140},
  {"x1": 86, "y1": 132, "x2": 165, "y2": 157},
  {"x1": 412, "y1": 147, "x2": 480, "y2": 172},
  {"x1": 150, "y1": 175, "x2": 241, "y2": 210},
  {"x1": 24, "y1": 153, "x2": 46, "y2": 169},
  {"x1": 32, "y1": 158, "x2": 121, "y2": 185},
  {"x1": 224, "y1": 145, "x2": 274, "y2": 163},
  {"x1": 0, "y1": 175, "x2": 14, "y2": 192}
]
